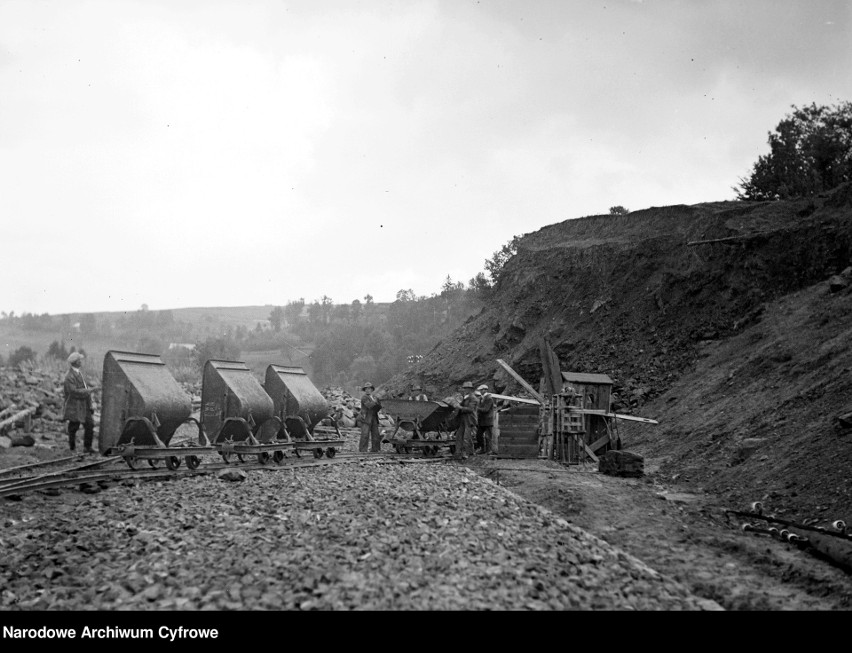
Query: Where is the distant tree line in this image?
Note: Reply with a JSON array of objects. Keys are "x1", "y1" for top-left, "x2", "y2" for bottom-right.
[
  {"x1": 265, "y1": 236, "x2": 523, "y2": 387},
  {"x1": 1, "y1": 234, "x2": 524, "y2": 384}
]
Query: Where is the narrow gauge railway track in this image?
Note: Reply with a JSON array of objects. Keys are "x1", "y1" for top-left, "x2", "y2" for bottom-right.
[
  {"x1": 0, "y1": 453, "x2": 103, "y2": 479},
  {"x1": 0, "y1": 452, "x2": 451, "y2": 498},
  {"x1": 0, "y1": 455, "x2": 125, "y2": 489}
]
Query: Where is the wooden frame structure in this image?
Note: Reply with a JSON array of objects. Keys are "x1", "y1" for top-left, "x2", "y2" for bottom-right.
[{"x1": 493, "y1": 354, "x2": 658, "y2": 463}]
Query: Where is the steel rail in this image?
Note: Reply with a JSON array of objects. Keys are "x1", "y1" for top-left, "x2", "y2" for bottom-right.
[
  {"x1": 0, "y1": 456, "x2": 124, "y2": 489},
  {"x1": 0, "y1": 454, "x2": 88, "y2": 478}
]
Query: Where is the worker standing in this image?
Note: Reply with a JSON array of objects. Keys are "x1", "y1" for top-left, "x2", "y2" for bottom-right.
[
  {"x1": 359, "y1": 382, "x2": 383, "y2": 453},
  {"x1": 475, "y1": 384, "x2": 496, "y2": 454},
  {"x1": 63, "y1": 352, "x2": 98, "y2": 454},
  {"x1": 453, "y1": 381, "x2": 478, "y2": 460},
  {"x1": 409, "y1": 384, "x2": 428, "y2": 401}
]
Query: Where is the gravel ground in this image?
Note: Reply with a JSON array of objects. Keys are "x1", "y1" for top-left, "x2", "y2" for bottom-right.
[{"x1": 0, "y1": 461, "x2": 719, "y2": 610}]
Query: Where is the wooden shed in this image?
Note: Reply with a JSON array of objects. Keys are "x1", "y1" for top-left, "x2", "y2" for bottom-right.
[{"x1": 561, "y1": 371, "x2": 615, "y2": 458}]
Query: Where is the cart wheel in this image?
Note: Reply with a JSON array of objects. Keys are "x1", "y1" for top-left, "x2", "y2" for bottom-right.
[
  {"x1": 147, "y1": 458, "x2": 159, "y2": 468},
  {"x1": 258, "y1": 451, "x2": 270, "y2": 465},
  {"x1": 165, "y1": 456, "x2": 181, "y2": 471},
  {"x1": 313, "y1": 448, "x2": 324, "y2": 459},
  {"x1": 185, "y1": 455, "x2": 201, "y2": 470},
  {"x1": 237, "y1": 454, "x2": 245, "y2": 463},
  {"x1": 326, "y1": 447, "x2": 336, "y2": 459},
  {"x1": 220, "y1": 452, "x2": 231, "y2": 464},
  {"x1": 125, "y1": 456, "x2": 137, "y2": 470},
  {"x1": 273, "y1": 450, "x2": 285, "y2": 464}
]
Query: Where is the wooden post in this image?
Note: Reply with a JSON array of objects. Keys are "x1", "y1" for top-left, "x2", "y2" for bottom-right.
[
  {"x1": 539, "y1": 338, "x2": 562, "y2": 398},
  {"x1": 493, "y1": 411, "x2": 499, "y2": 454}
]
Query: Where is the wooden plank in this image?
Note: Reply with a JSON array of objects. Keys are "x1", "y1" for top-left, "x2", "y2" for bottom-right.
[
  {"x1": 569, "y1": 408, "x2": 658, "y2": 425},
  {"x1": 499, "y1": 433, "x2": 538, "y2": 440},
  {"x1": 577, "y1": 438, "x2": 599, "y2": 463},
  {"x1": 499, "y1": 435, "x2": 539, "y2": 444},
  {"x1": 490, "y1": 393, "x2": 540, "y2": 406},
  {"x1": 539, "y1": 338, "x2": 562, "y2": 398},
  {"x1": 496, "y1": 449, "x2": 539, "y2": 458},
  {"x1": 590, "y1": 435, "x2": 610, "y2": 452},
  {"x1": 494, "y1": 440, "x2": 537, "y2": 446},
  {"x1": 0, "y1": 406, "x2": 38, "y2": 432},
  {"x1": 499, "y1": 415, "x2": 540, "y2": 424},
  {"x1": 612, "y1": 413, "x2": 658, "y2": 425},
  {"x1": 0, "y1": 405, "x2": 18, "y2": 420},
  {"x1": 495, "y1": 359, "x2": 544, "y2": 404}
]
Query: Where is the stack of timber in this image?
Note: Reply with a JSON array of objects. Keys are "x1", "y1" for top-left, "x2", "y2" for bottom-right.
[{"x1": 495, "y1": 405, "x2": 540, "y2": 459}]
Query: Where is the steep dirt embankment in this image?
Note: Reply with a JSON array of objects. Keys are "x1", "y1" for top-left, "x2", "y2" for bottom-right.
[
  {"x1": 622, "y1": 269, "x2": 852, "y2": 518},
  {"x1": 387, "y1": 184, "x2": 852, "y2": 516}
]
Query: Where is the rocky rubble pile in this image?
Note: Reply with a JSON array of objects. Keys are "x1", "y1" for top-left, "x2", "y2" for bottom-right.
[
  {"x1": 178, "y1": 381, "x2": 202, "y2": 411},
  {"x1": 0, "y1": 366, "x2": 96, "y2": 452},
  {"x1": 0, "y1": 463, "x2": 716, "y2": 610},
  {"x1": 320, "y1": 386, "x2": 395, "y2": 430}
]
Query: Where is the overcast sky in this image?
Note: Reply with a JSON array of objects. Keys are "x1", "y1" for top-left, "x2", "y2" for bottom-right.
[{"x1": 2, "y1": 0, "x2": 850, "y2": 315}]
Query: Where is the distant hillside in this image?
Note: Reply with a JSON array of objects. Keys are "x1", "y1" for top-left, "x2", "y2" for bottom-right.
[
  {"x1": 168, "y1": 305, "x2": 277, "y2": 330},
  {"x1": 384, "y1": 183, "x2": 852, "y2": 519}
]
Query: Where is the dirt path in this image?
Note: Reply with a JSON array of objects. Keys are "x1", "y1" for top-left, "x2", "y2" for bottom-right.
[{"x1": 468, "y1": 456, "x2": 852, "y2": 610}]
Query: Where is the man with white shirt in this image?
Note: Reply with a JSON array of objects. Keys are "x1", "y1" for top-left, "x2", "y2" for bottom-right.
[{"x1": 63, "y1": 352, "x2": 98, "y2": 454}]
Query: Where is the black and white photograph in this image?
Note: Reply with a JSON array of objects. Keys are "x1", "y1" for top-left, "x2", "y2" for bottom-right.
[{"x1": 1, "y1": 0, "x2": 852, "y2": 621}]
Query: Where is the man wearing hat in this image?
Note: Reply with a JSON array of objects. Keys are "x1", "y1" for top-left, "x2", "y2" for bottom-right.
[
  {"x1": 452, "y1": 381, "x2": 478, "y2": 460},
  {"x1": 63, "y1": 352, "x2": 99, "y2": 454},
  {"x1": 475, "y1": 384, "x2": 496, "y2": 454},
  {"x1": 359, "y1": 382, "x2": 383, "y2": 453},
  {"x1": 408, "y1": 384, "x2": 428, "y2": 402}
]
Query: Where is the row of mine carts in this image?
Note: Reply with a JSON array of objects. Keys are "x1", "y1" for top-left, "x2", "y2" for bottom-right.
[{"x1": 100, "y1": 351, "x2": 345, "y2": 470}]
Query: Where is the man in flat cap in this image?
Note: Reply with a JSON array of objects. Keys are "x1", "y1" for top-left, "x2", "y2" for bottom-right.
[
  {"x1": 408, "y1": 384, "x2": 428, "y2": 402},
  {"x1": 63, "y1": 352, "x2": 99, "y2": 454},
  {"x1": 476, "y1": 384, "x2": 496, "y2": 454},
  {"x1": 359, "y1": 382, "x2": 383, "y2": 453},
  {"x1": 452, "y1": 381, "x2": 478, "y2": 460}
]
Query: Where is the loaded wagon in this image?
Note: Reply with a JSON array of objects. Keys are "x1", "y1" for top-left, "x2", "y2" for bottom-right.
[
  {"x1": 102, "y1": 351, "x2": 210, "y2": 469},
  {"x1": 264, "y1": 364, "x2": 344, "y2": 458},
  {"x1": 380, "y1": 398, "x2": 460, "y2": 456}
]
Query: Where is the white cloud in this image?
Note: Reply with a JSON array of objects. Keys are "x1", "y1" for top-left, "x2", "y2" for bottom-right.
[{"x1": 1, "y1": 0, "x2": 851, "y2": 314}]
